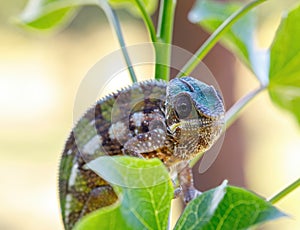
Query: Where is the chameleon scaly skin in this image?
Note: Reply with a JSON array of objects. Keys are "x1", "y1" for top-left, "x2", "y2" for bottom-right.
[{"x1": 59, "y1": 77, "x2": 225, "y2": 229}]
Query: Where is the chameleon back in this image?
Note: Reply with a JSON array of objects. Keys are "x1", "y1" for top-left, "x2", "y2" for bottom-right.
[{"x1": 59, "y1": 80, "x2": 168, "y2": 229}]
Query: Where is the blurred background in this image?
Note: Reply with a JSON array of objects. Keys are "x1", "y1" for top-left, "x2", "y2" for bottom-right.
[{"x1": 0, "y1": 0, "x2": 299, "y2": 229}]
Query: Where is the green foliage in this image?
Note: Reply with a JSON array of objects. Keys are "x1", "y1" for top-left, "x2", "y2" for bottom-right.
[
  {"x1": 268, "y1": 4, "x2": 300, "y2": 124},
  {"x1": 16, "y1": 0, "x2": 157, "y2": 31},
  {"x1": 175, "y1": 181, "x2": 285, "y2": 230},
  {"x1": 16, "y1": 0, "x2": 94, "y2": 31},
  {"x1": 87, "y1": 156, "x2": 172, "y2": 188},
  {"x1": 191, "y1": 0, "x2": 300, "y2": 125},
  {"x1": 75, "y1": 157, "x2": 173, "y2": 230},
  {"x1": 189, "y1": 0, "x2": 268, "y2": 85}
]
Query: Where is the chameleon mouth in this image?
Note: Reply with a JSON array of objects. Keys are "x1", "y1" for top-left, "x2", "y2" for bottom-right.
[{"x1": 169, "y1": 118, "x2": 223, "y2": 133}]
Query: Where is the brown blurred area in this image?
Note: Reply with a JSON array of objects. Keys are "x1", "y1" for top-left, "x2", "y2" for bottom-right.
[{"x1": 0, "y1": 0, "x2": 300, "y2": 230}]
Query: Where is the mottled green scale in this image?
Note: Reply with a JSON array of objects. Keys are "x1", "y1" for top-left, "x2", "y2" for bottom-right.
[{"x1": 59, "y1": 77, "x2": 225, "y2": 229}]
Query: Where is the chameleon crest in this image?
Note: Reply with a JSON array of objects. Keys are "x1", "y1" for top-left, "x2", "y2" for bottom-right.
[{"x1": 59, "y1": 77, "x2": 225, "y2": 229}]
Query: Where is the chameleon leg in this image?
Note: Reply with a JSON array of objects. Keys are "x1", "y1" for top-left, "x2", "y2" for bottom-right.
[
  {"x1": 177, "y1": 162, "x2": 201, "y2": 203},
  {"x1": 173, "y1": 186, "x2": 182, "y2": 199},
  {"x1": 123, "y1": 128, "x2": 166, "y2": 157}
]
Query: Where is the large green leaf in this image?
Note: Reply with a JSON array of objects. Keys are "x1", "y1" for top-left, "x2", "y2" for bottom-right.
[
  {"x1": 174, "y1": 181, "x2": 286, "y2": 230},
  {"x1": 74, "y1": 156, "x2": 173, "y2": 230},
  {"x1": 268, "y1": 4, "x2": 300, "y2": 124},
  {"x1": 16, "y1": 0, "x2": 96, "y2": 31},
  {"x1": 189, "y1": 0, "x2": 269, "y2": 85},
  {"x1": 17, "y1": 0, "x2": 157, "y2": 31}
]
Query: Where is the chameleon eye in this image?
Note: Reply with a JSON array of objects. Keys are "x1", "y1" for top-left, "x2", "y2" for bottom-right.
[{"x1": 175, "y1": 94, "x2": 192, "y2": 119}]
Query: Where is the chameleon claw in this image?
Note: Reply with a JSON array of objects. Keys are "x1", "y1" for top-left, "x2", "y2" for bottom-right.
[
  {"x1": 173, "y1": 187, "x2": 182, "y2": 199},
  {"x1": 183, "y1": 187, "x2": 202, "y2": 203}
]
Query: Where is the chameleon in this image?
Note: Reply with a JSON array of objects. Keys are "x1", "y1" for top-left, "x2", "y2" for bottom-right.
[{"x1": 59, "y1": 76, "x2": 225, "y2": 229}]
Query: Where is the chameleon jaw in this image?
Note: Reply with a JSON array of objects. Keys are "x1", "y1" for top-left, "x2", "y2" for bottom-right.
[{"x1": 169, "y1": 118, "x2": 221, "y2": 133}]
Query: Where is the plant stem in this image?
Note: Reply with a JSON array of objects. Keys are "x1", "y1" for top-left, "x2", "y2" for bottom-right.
[
  {"x1": 268, "y1": 178, "x2": 300, "y2": 204},
  {"x1": 134, "y1": 0, "x2": 157, "y2": 42},
  {"x1": 97, "y1": 1, "x2": 138, "y2": 83},
  {"x1": 177, "y1": 0, "x2": 267, "y2": 78},
  {"x1": 155, "y1": 0, "x2": 177, "y2": 81},
  {"x1": 225, "y1": 85, "x2": 266, "y2": 129}
]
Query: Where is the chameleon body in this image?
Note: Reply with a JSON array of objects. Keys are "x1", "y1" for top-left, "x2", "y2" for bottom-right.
[{"x1": 59, "y1": 77, "x2": 225, "y2": 229}]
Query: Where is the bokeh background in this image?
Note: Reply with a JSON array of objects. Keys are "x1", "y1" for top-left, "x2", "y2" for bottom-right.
[{"x1": 1, "y1": 0, "x2": 299, "y2": 229}]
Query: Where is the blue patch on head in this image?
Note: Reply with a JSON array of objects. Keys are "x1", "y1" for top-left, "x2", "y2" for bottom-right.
[{"x1": 167, "y1": 77, "x2": 224, "y2": 118}]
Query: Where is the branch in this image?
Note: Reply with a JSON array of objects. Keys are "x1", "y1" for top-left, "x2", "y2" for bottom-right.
[
  {"x1": 97, "y1": 1, "x2": 138, "y2": 83},
  {"x1": 225, "y1": 85, "x2": 266, "y2": 128},
  {"x1": 268, "y1": 178, "x2": 300, "y2": 204}
]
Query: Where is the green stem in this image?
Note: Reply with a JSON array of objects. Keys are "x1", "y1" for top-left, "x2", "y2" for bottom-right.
[
  {"x1": 155, "y1": 0, "x2": 177, "y2": 81},
  {"x1": 225, "y1": 85, "x2": 266, "y2": 129},
  {"x1": 97, "y1": 1, "x2": 137, "y2": 83},
  {"x1": 134, "y1": 0, "x2": 157, "y2": 42},
  {"x1": 177, "y1": 0, "x2": 267, "y2": 78},
  {"x1": 268, "y1": 178, "x2": 300, "y2": 204}
]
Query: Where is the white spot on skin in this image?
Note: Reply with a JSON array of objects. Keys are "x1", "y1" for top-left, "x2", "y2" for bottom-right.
[
  {"x1": 64, "y1": 194, "x2": 73, "y2": 223},
  {"x1": 67, "y1": 149, "x2": 72, "y2": 155},
  {"x1": 82, "y1": 135, "x2": 102, "y2": 155},
  {"x1": 65, "y1": 194, "x2": 72, "y2": 209},
  {"x1": 68, "y1": 163, "x2": 78, "y2": 187},
  {"x1": 147, "y1": 142, "x2": 152, "y2": 147},
  {"x1": 131, "y1": 112, "x2": 144, "y2": 127},
  {"x1": 108, "y1": 121, "x2": 127, "y2": 140},
  {"x1": 89, "y1": 119, "x2": 96, "y2": 127}
]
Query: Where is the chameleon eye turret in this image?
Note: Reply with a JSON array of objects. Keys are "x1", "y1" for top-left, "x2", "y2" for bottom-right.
[
  {"x1": 59, "y1": 76, "x2": 225, "y2": 229},
  {"x1": 174, "y1": 93, "x2": 194, "y2": 119}
]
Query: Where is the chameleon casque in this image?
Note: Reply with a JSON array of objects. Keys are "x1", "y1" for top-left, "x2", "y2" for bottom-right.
[{"x1": 59, "y1": 76, "x2": 225, "y2": 229}]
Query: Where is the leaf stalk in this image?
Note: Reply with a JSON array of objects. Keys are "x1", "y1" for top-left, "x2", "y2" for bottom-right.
[
  {"x1": 154, "y1": 0, "x2": 177, "y2": 81},
  {"x1": 225, "y1": 85, "x2": 266, "y2": 128},
  {"x1": 268, "y1": 178, "x2": 300, "y2": 204},
  {"x1": 97, "y1": 1, "x2": 138, "y2": 83}
]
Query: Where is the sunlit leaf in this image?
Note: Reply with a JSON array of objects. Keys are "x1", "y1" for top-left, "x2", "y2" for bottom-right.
[
  {"x1": 174, "y1": 181, "x2": 286, "y2": 230},
  {"x1": 74, "y1": 156, "x2": 173, "y2": 230},
  {"x1": 16, "y1": 0, "x2": 157, "y2": 31},
  {"x1": 268, "y1": 4, "x2": 300, "y2": 124},
  {"x1": 188, "y1": 0, "x2": 269, "y2": 85},
  {"x1": 16, "y1": 0, "x2": 98, "y2": 31}
]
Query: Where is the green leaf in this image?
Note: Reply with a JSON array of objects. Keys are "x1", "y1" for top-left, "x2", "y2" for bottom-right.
[
  {"x1": 188, "y1": 0, "x2": 269, "y2": 85},
  {"x1": 17, "y1": 0, "x2": 157, "y2": 31},
  {"x1": 268, "y1": 4, "x2": 300, "y2": 124},
  {"x1": 16, "y1": 0, "x2": 98, "y2": 31},
  {"x1": 74, "y1": 156, "x2": 173, "y2": 230},
  {"x1": 174, "y1": 180, "x2": 286, "y2": 230}
]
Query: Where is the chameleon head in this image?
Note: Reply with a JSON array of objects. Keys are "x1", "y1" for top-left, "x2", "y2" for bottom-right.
[{"x1": 165, "y1": 77, "x2": 225, "y2": 161}]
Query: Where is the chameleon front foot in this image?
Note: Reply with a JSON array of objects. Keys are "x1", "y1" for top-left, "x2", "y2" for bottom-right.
[
  {"x1": 182, "y1": 187, "x2": 202, "y2": 203},
  {"x1": 177, "y1": 161, "x2": 202, "y2": 203}
]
